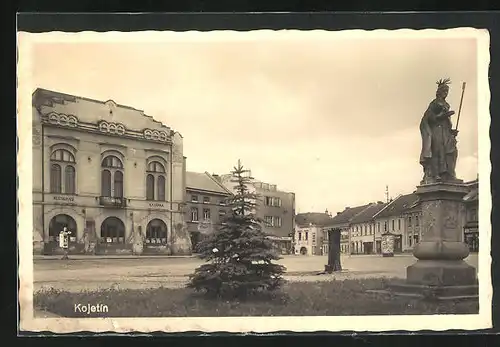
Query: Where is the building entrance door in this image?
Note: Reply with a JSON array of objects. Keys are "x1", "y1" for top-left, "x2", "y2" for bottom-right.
[
  {"x1": 363, "y1": 242, "x2": 374, "y2": 254},
  {"x1": 47, "y1": 214, "x2": 77, "y2": 254}
]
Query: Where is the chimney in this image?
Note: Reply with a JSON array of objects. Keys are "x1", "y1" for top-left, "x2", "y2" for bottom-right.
[{"x1": 337, "y1": 212, "x2": 341, "y2": 215}]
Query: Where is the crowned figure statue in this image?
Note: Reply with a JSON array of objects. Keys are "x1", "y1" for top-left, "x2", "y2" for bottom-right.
[{"x1": 419, "y1": 78, "x2": 461, "y2": 184}]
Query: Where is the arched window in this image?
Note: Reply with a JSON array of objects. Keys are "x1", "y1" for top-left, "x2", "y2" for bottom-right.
[
  {"x1": 146, "y1": 219, "x2": 168, "y2": 244},
  {"x1": 101, "y1": 155, "x2": 124, "y2": 198},
  {"x1": 50, "y1": 164, "x2": 62, "y2": 193},
  {"x1": 101, "y1": 170, "x2": 111, "y2": 196},
  {"x1": 65, "y1": 166, "x2": 76, "y2": 194},
  {"x1": 48, "y1": 214, "x2": 77, "y2": 243},
  {"x1": 114, "y1": 171, "x2": 123, "y2": 198},
  {"x1": 50, "y1": 148, "x2": 76, "y2": 194},
  {"x1": 157, "y1": 175, "x2": 166, "y2": 201},
  {"x1": 100, "y1": 217, "x2": 125, "y2": 243},
  {"x1": 146, "y1": 160, "x2": 166, "y2": 201},
  {"x1": 146, "y1": 174, "x2": 155, "y2": 200}
]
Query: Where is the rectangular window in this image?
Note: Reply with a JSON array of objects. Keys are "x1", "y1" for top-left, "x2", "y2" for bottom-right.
[
  {"x1": 416, "y1": 215, "x2": 420, "y2": 226},
  {"x1": 409, "y1": 216, "x2": 412, "y2": 226},
  {"x1": 191, "y1": 195, "x2": 198, "y2": 203},
  {"x1": 264, "y1": 216, "x2": 273, "y2": 227},
  {"x1": 191, "y1": 208, "x2": 198, "y2": 222},
  {"x1": 305, "y1": 232, "x2": 309, "y2": 241},
  {"x1": 203, "y1": 196, "x2": 210, "y2": 204},
  {"x1": 273, "y1": 197, "x2": 282, "y2": 207},
  {"x1": 203, "y1": 208, "x2": 210, "y2": 221},
  {"x1": 392, "y1": 219, "x2": 395, "y2": 231},
  {"x1": 298, "y1": 232, "x2": 302, "y2": 241},
  {"x1": 377, "y1": 223, "x2": 380, "y2": 233},
  {"x1": 264, "y1": 196, "x2": 272, "y2": 206},
  {"x1": 384, "y1": 222, "x2": 388, "y2": 232},
  {"x1": 273, "y1": 216, "x2": 282, "y2": 227},
  {"x1": 312, "y1": 233, "x2": 316, "y2": 243},
  {"x1": 398, "y1": 219, "x2": 401, "y2": 230},
  {"x1": 219, "y1": 199, "x2": 226, "y2": 206}
]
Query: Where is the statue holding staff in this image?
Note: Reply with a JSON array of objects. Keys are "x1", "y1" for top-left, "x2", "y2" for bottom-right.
[{"x1": 419, "y1": 78, "x2": 466, "y2": 184}]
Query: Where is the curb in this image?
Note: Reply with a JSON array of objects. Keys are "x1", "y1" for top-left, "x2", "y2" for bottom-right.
[{"x1": 33, "y1": 255, "x2": 198, "y2": 260}]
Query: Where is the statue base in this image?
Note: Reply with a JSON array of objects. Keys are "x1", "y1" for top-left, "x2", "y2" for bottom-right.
[
  {"x1": 407, "y1": 259, "x2": 477, "y2": 286},
  {"x1": 381, "y1": 181, "x2": 478, "y2": 301},
  {"x1": 385, "y1": 282, "x2": 478, "y2": 301}
]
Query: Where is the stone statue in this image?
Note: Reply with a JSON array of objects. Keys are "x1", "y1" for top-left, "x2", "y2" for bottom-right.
[{"x1": 419, "y1": 78, "x2": 460, "y2": 184}]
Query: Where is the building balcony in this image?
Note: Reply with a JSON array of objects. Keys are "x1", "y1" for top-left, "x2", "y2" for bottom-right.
[{"x1": 99, "y1": 196, "x2": 127, "y2": 208}]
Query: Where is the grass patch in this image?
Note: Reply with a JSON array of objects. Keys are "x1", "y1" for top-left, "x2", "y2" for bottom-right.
[{"x1": 34, "y1": 278, "x2": 478, "y2": 317}]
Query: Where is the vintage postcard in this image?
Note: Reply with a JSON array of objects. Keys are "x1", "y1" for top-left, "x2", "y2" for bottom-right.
[{"x1": 17, "y1": 28, "x2": 491, "y2": 334}]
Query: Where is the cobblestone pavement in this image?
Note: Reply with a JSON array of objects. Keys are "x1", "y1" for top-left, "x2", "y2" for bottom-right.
[{"x1": 33, "y1": 253, "x2": 479, "y2": 293}]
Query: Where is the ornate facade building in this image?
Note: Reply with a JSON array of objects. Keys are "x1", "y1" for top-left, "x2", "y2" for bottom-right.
[{"x1": 32, "y1": 88, "x2": 191, "y2": 255}]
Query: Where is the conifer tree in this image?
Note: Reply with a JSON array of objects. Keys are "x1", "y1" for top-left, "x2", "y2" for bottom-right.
[{"x1": 187, "y1": 160, "x2": 286, "y2": 298}]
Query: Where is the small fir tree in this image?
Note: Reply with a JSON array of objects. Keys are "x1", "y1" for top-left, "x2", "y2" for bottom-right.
[{"x1": 187, "y1": 160, "x2": 286, "y2": 298}]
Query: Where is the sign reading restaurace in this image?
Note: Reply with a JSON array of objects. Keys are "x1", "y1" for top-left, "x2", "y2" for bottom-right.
[{"x1": 53, "y1": 195, "x2": 75, "y2": 202}]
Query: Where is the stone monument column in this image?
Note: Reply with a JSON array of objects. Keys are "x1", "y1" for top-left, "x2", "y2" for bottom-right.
[
  {"x1": 407, "y1": 182, "x2": 476, "y2": 290},
  {"x1": 392, "y1": 78, "x2": 478, "y2": 300}
]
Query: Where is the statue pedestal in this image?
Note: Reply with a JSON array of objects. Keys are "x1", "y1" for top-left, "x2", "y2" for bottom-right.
[{"x1": 391, "y1": 182, "x2": 478, "y2": 300}]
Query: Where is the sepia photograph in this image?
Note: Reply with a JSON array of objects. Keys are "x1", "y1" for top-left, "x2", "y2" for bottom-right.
[{"x1": 17, "y1": 28, "x2": 491, "y2": 333}]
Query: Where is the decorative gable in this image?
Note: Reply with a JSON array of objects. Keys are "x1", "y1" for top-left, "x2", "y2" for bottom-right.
[
  {"x1": 46, "y1": 112, "x2": 78, "y2": 128},
  {"x1": 143, "y1": 128, "x2": 168, "y2": 143},
  {"x1": 98, "y1": 121, "x2": 126, "y2": 135}
]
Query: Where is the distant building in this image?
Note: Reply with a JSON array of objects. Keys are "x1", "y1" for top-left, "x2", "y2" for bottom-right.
[
  {"x1": 372, "y1": 193, "x2": 419, "y2": 253},
  {"x1": 294, "y1": 211, "x2": 332, "y2": 255},
  {"x1": 349, "y1": 202, "x2": 387, "y2": 254},
  {"x1": 401, "y1": 200, "x2": 422, "y2": 251},
  {"x1": 32, "y1": 88, "x2": 189, "y2": 256},
  {"x1": 217, "y1": 173, "x2": 295, "y2": 254},
  {"x1": 323, "y1": 204, "x2": 372, "y2": 255},
  {"x1": 463, "y1": 179, "x2": 479, "y2": 252},
  {"x1": 185, "y1": 172, "x2": 233, "y2": 252}
]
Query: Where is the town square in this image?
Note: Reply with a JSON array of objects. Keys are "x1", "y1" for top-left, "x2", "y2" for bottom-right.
[
  {"x1": 18, "y1": 28, "x2": 490, "y2": 333},
  {"x1": 34, "y1": 253, "x2": 479, "y2": 293}
]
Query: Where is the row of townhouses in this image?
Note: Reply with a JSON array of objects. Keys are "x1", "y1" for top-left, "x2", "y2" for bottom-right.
[
  {"x1": 32, "y1": 88, "x2": 295, "y2": 256},
  {"x1": 294, "y1": 180, "x2": 479, "y2": 256},
  {"x1": 185, "y1": 172, "x2": 295, "y2": 254}
]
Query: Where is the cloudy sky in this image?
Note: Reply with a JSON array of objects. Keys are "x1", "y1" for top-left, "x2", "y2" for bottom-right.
[{"x1": 29, "y1": 33, "x2": 479, "y2": 214}]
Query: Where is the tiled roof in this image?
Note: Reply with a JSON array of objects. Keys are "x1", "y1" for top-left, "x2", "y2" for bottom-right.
[
  {"x1": 375, "y1": 193, "x2": 419, "y2": 219},
  {"x1": 328, "y1": 204, "x2": 372, "y2": 226},
  {"x1": 295, "y1": 213, "x2": 332, "y2": 227},
  {"x1": 403, "y1": 200, "x2": 421, "y2": 214},
  {"x1": 350, "y1": 202, "x2": 388, "y2": 224},
  {"x1": 186, "y1": 171, "x2": 232, "y2": 195}
]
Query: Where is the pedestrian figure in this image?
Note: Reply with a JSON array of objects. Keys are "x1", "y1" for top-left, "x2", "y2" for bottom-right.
[{"x1": 59, "y1": 227, "x2": 71, "y2": 260}]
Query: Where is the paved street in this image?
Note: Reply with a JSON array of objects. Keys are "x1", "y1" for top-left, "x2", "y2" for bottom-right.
[{"x1": 33, "y1": 254, "x2": 478, "y2": 293}]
